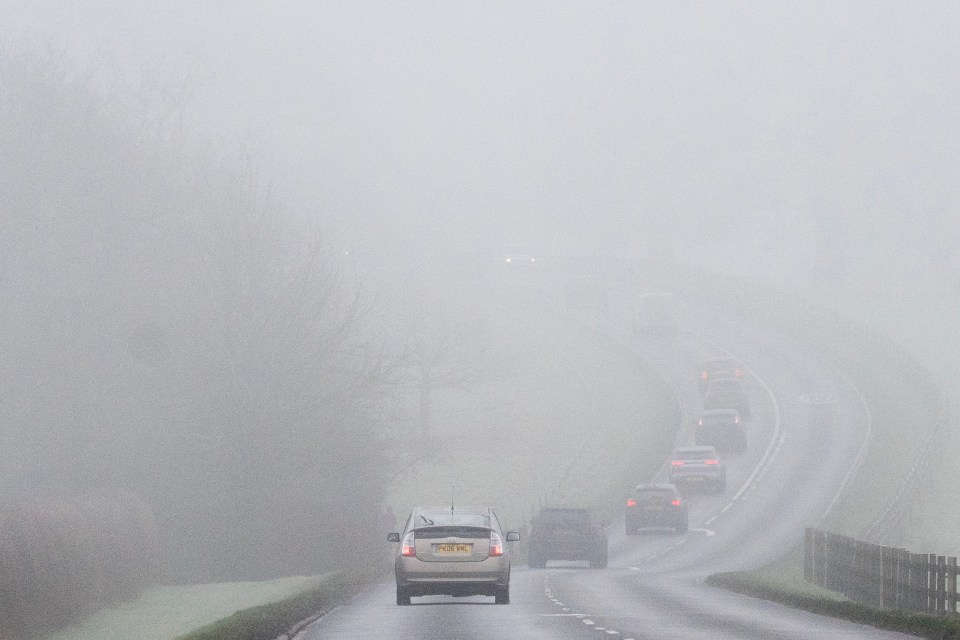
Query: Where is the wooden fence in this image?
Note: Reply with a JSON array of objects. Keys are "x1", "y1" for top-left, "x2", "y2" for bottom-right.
[{"x1": 805, "y1": 528, "x2": 958, "y2": 615}]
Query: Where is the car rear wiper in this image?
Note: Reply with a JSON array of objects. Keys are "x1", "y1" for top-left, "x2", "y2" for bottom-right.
[{"x1": 419, "y1": 515, "x2": 434, "y2": 525}]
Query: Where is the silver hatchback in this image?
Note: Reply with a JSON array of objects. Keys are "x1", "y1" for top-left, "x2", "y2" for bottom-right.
[{"x1": 387, "y1": 506, "x2": 520, "y2": 605}]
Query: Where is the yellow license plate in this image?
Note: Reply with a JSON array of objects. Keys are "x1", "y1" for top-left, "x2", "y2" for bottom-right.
[{"x1": 436, "y1": 543, "x2": 472, "y2": 554}]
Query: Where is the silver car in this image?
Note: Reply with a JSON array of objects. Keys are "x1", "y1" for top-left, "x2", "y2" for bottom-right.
[
  {"x1": 387, "y1": 506, "x2": 520, "y2": 605},
  {"x1": 668, "y1": 445, "x2": 727, "y2": 493}
]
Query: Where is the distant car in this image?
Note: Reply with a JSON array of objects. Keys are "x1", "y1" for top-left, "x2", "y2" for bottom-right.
[
  {"x1": 703, "y1": 377, "x2": 750, "y2": 419},
  {"x1": 696, "y1": 409, "x2": 747, "y2": 452},
  {"x1": 668, "y1": 445, "x2": 727, "y2": 493},
  {"x1": 635, "y1": 292, "x2": 678, "y2": 337},
  {"x1": 697, "y1": 357, "x2": 744, "y2": 396},
  {"x1": 526, "y1": 507, "x2": 608, "y2": 569},
  {"x1": 388, "y1": 506, "x2": 520, "y2": 605},
  {"x1": 500, "y1": 244, "x2": 536, "y2": 267},
  {"x1": 625, "y1": 483, "x2": 688, "y2": 534}
]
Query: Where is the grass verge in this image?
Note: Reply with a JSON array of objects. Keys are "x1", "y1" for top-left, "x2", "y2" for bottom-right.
[
  {"x1": 706, "y1": 565, "x2": 960, "y2": 640},
  {"x1": 173, "y1": 568, "x2": 375, "y2": 640}
]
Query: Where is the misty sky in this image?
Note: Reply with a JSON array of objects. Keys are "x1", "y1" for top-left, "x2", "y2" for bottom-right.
[{"x1": 5, "y1": 1, "x2": 959, "y2": 287}]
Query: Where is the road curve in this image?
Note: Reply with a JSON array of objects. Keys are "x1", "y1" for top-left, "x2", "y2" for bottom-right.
[{"x1": 299, "y1": 271, "x2": 912, "y2": 639}]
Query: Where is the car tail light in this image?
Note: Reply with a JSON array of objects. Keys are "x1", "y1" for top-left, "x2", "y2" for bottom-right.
[
  {"x1": 671, "y1": 460, "x2": 684, "y2": 466},
  {"x1": 705, "y1": 459, "x2": 719, "y2": 465},
  {"x1": 671, "y1": 499, "x2": 681, "y2": 506},
  {"x1": 489, "y1": 531, "x2": 504, "y2": 557},
  {"x1": 400, "y1": 531, "x2": 416, "y2": 557},
  {"x1": 700, "y1": 371, "x2": 708, "y2": 380},
  {"x1": 627, "y1": 499, "x2": 637, "y2": 507},
  {"x1": 735, "y1": 368, "x2": 743, "y2": 377}
]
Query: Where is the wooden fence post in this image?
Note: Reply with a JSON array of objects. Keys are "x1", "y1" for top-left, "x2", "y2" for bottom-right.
[
  {"x1": 804, "y1": 528, "x2": 814, "y2": 582},
  {"x1": 881, "y1": 545, "x2": 891, "y2": 608},
  {"x1": 896, "y1": 548, "x2": 910, "y2": 610},
  {"x1": 815, "y1": 529, "x2": 827, "y2": 587},
  {"x1": 948, "y1": 557, "x2": 958, "y2": 614},
  {"x1": 928, "y1": 554, "x2": 938, "y2": 613},
  {"x1": 936, "y1": 556, "x2": 946, "y2": 614}
]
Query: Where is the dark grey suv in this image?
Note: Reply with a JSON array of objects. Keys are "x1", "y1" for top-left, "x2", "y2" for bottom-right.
[
  {"x1": 703, "y1": 377, "x2": 750, "y2": 419},
  {"x1": 527, "y1": 507, "x2": 608, "y2": 568},
  {"x1": 696, "y1": 409, "x2": 747, "y2": 452},
  {"x1": 625, "y1": 484, "x2": 688, "y2": 534}
]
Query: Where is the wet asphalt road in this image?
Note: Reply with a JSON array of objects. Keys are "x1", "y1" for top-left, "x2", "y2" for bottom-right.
[{"x1": 300, "y1": 272, "x2": 912, "y2": 640}]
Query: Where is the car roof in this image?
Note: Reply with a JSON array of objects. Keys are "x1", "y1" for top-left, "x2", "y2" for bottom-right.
[
  {"x1": 702, "y1": 356, "x2": 740, "y2": 365},
  {"x1": 674, "y1": 446, "x2": 719, "y2": 456},
  {"x1": 539, "y1": 506, "x2": 589, "y2": 512},
  {"x1": 634, "y1": 482, "x2": 678, "y2": 491},
  {"x1": 700, "y1": 408, "x2": 740, "y2": 416},
  {"x1": 707, "y1": 377, "x2": 743, "y2": 388}
]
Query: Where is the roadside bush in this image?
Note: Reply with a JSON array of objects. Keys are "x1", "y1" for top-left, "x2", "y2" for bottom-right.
[{"x1": 0, "y1": 491, "x2": 160, "y2": 639}]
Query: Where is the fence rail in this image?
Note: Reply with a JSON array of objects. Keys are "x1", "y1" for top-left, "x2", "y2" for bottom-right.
[{"x1": 805, "y1": 528, "x2": 959, "y2": 615}]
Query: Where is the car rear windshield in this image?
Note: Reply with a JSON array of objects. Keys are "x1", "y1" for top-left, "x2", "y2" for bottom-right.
[
  {"x1": 413, "y1": 526, "x2": 491, "y2": 539},
  {"x1": 709, "y1": 380, "x2": 741, "y2": 392},
  {"x1": 675, "y1": 449, "x2": 714, "y2": 460},
  {"x1": 540, "y1": 509, "x2": 589, "y2": 525},
  {"x1": 636, "y1": 489, "x2": 674, "y2": 502},
  {"x1": 701, "y1": 414, "x2": 734, "y2": 425},
  {"x1": 415, "y1": 513, "x2": 490, "y2": 528},
  {"x1": 704, "y1": 359, "x2": 737, "y2": 372}
]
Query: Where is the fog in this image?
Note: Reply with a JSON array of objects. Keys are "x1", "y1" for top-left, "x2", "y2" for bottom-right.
[{"x1": 2, "y1": 0, "x2": 958, "y2": 607}]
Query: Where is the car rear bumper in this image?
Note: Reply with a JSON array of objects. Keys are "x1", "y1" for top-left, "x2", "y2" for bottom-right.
[
  {"x1": 670, "y1": 471, "x2": 722, "y2": 483},
  {"x1": 396, "y1": 557, "x2": 510, "y2": 592},
  {"x1": 626, "y1": 509, "x2": 684, "y2": 529}
]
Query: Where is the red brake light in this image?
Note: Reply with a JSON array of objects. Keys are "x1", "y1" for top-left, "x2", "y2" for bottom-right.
[
  {"x1": 735, "y1": 368, "x2": 743, "y2": 377},
  {"x1": 671, "y1": 499, "x2": 681, "y2": 506},
  {"x1": 705, "y1": 459, "x2": 719, "y2": 465},
  {"x1": 627, "y1": 499, "x2": 637, "y2": 507},
  {"x1": 700, "y1": 371, "x2": 708, "y2": 380},
  {"x1": 671, "y1": 460, "x2": 684, "y2": 466},
  {"x1": 489, "y1": 531, "x2": 504, "y2": 557},
  {"x1": 400, "y1": 532, "x2": 416, "y2": 557}
]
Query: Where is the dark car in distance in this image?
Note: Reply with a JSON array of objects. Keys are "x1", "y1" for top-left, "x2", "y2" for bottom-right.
[
  {"x1": 698, "y1": 357, "x2": 744, "y2": 396},
  {"x1": 703, "y1": 377, "x2": 750, "y2": 419},
  {"x1": 696, "y1": 409, "x2": 747, "y2": 452},
  {"x1": 625, "y1": 484, "x2": 688, "y2": 534},
  {"x1": 527, "y1": 507, "x2": 608, "y2": 568},
  {"x1": 668, "y1": 446, "x2": 727, "y2": 493}
]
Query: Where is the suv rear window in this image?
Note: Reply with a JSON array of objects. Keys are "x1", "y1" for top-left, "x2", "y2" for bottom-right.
[
  {"x1": 540, "y1": 509, "x2": 590, "y2": 525},
  {"x1": 708, "y1": 379, "x2": 742, "y2": 392},
  {"x1": 636, "y1": 489, "x2": 674, "y2": 502}
]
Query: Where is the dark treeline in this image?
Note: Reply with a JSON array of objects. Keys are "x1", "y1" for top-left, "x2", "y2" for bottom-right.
[{"x1": 0, "y1": 41, "x2": 392, "y2": 600}]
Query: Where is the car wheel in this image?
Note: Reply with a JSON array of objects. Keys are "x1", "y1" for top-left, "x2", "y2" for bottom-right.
[
  {"x1": 625, "y1": 523, "x2": 636, "y2": 536},
  {"x1": 396, "y1": 585, "x2": 411, "y2": 606},
  {"x1": 495, "y1": 585, "x2": 510, "y2": 605},
  {"x1": 676, "y1": 519, "x2": 688, "y2": 534},
  {"x1": 716, "y1": 477, "x2": 726, "y2": 493}
]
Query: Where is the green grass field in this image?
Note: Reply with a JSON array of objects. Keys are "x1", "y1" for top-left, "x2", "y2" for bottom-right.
[{"x1": 43, "y1": 576, "x2": 326, "y2": 640}]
